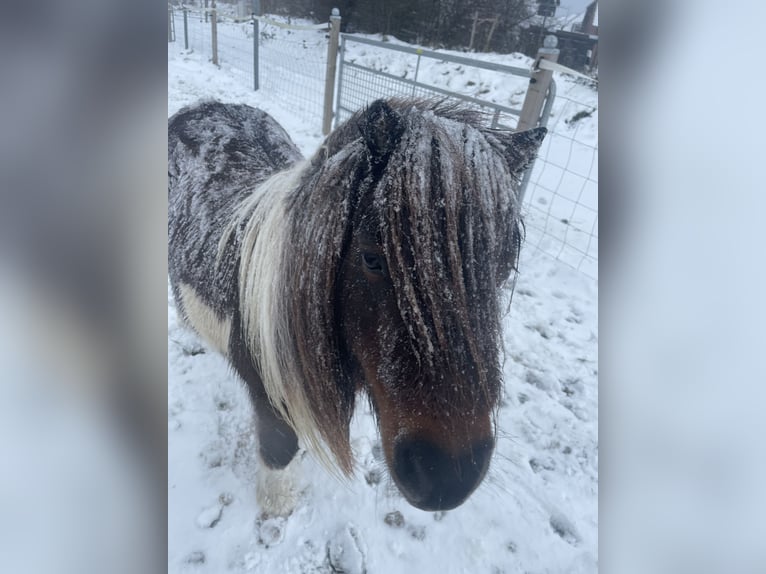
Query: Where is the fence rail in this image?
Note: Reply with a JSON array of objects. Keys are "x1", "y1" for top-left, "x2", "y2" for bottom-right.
[
  {"x1": 168, "y1": 6, "x2": 598, "y2": 279},
  {"x1": 335, "y1": 34, "x2": 539, "y2": 132}
]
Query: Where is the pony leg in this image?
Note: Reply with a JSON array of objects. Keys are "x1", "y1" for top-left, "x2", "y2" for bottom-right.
[
  {"x1": 251, "y1": 392, "x2": 301, "y2": 517},
  {"x1": 229, "y1": 323, "x2": 300, "y2": 516},
  {"x1": 254, "y1": 452, "x2": 301, "y2": 518},
  {"x1": 252, "y1": 395, "x2": 299, "y2": 468}
]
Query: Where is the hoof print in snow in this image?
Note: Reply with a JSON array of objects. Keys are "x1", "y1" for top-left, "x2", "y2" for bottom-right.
[
  {"x1": 527, "y1": 322, "x2": 552, "y2": 340},
  {"x1": 384, "y1": 511, "x2": 404, "y2": 528},
  {"x1": 200, "y1": 447, "x2": 224, "y2": 469},
  {"x1": 562, "y1": 377, "x2": 583, "y2": 397},
  {"x1": 256, "y1": 516, "x2": 286, "y2": 547},
  {"x1": 529, "y1": 457, "x2": 556, "y2": 473},
  {"x1": 326, "y1": 526, "x2": 366, "y2": 574},
  {"x1": 524, "y1": 370, "x2": 560, "y2": 393},
  {"x1": 371, "y1": 442, "x2": 384, "y2": 461},
  {"x1": 432, "y1": 510, "x2": 447, "y2": 522},
  {"x1": 506, "y1": 541, "x2": 518, "y2": 553},
  {"x1": 181, "y1": 344, "x2": 206, "y2": 357},
  {"x1": 184, "y1": 551, "x2": 206, "y2": 565},
  {"x1": 407, "y1": 525, "x2": 426, "y2": 540},
  {"x1": 364, "y1": 468, "x2": 382, "y2": 486},
  {"x1": 549, "y1": 513, "x2": 580, "y2": 546},
  {"x1": 219, "y1": 491, "x2": 234, "y2": 506},
  {"x1": 196, "y1": 503, "x2": 224, "y2": 529}
]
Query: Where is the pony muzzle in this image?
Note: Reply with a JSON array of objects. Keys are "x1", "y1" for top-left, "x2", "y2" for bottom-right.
[{"x1": 391, "y1": 435, "x2": 494, "y2": 511}]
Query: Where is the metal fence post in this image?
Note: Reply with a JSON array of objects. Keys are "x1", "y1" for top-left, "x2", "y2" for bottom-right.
[
  {"x1": 168, "y1": 7, "x2": 173, "y2": 42},
  {"x1": 333, "y1": 34, "x2": 346, "y2": 130},
  {"x1": 322, "y1": 8, "x2": 341, "y2": 135},
  {"x1": 252, "y1": 0, "x2": 260, "y2": 90},
  {"x1": 252, "y1": 16, "x2": 259, "y2": 90},
  {"x1": 517, "y1": 34, "x2": 559, "y2": 132},
  {"x1": 183, "y1": 7, "x2": 189, "y2": 50},
  {"x1": 211, "y1": 2, "x2": 218, "y2": 66}
]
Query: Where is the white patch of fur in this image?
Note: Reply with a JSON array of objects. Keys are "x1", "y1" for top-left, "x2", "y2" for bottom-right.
[
  {"x1": 255, "y1": 457, "x2": 301, "y2": 517},
  {"x1": 178, "y1": 283, "x2": 231, "y2": 355},
  {"x1": 219, "y1": 162, "x2": 342, "y2": 477}
]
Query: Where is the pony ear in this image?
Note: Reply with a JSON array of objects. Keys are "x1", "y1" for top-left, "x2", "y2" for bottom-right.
[
  {"x1": 360, "y1": 100, "x2": 404, "y2": 163},
  {"x1": 495, "y1": 127, "x2": 547, "y2": 178}
]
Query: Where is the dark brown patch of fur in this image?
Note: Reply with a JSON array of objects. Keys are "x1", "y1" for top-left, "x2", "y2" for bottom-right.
[{"x1": 279, "y1": 99, "x2": 544, "y2": 470}]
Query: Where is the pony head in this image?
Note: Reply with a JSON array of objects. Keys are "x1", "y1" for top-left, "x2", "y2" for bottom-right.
[{"x1": 257, "y1": 99, "x2": 545, "y2": 510}]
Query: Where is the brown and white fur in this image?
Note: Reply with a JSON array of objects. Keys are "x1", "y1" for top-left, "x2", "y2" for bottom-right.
[{"x1": 168, "y1": 99, "x2": 546, "y2": 514}]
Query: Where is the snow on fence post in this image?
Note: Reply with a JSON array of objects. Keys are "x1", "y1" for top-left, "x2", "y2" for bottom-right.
[
  {"x1": 252, "y1": 14, "x2": 259, "y2": 90},
  {"x1": 322, "y1": 8, "x2": 341, "y2": 135},
  {"x1": 168, "y1": 5, "x2": 175, "y2": 42},
  {"x1": 252, "y1": 0, "x2": 260, "y2": 90},
  {"x1": 183, "y1": 6, "x2": 189, "y2": 50},
  {"x1": 517, "y1": 34, "x2": 559, "y2": 204},
  {"x1": 517, "y1": 34, "x2": 559, "y2": 132},
  {"x1": 211, "y1": 2, "x2": 219, "y2": 66}
]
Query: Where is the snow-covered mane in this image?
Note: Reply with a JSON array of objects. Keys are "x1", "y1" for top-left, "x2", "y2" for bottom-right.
[{"x1": 168, "y1": 99, "x2": 546, "y2": 512}]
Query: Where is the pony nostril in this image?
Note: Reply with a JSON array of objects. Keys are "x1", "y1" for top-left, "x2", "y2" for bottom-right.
[{"x1": 392, "y1": 437, "x2": 494, "y2": 511}]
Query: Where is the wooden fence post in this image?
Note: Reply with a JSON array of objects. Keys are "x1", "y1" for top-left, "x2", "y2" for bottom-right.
[
  {"x1": 322, "y1": 8, "x2": 341, "y2": 135},
  {"x1": 517, "y1": 34, "x2": 559, "y2": 132},
  {"x1": 516, "y1": 34, "x2": 559, "y2": 204}
]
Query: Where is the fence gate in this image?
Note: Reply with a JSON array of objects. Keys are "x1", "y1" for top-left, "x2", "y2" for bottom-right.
[
  {"x1": 334, "y1": 34, "x2": 555, "y2": 200},
  {"x1": 334, "y1": 35, "x2": 553, "y2": 132},
  {"x1": 332, "y1": 35, "x2": 597, "y2": 279}
]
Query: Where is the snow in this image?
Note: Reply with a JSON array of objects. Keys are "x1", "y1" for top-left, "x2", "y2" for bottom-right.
[{"x1": 168, "y1": 27, "x2": 597, "y2": 574}]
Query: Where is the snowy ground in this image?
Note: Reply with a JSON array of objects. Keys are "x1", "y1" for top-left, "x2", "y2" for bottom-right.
[{"x1": 168, "y1": 33, "x2": 598, "y2": 574}]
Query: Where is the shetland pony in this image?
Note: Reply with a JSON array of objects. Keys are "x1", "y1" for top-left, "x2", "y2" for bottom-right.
[{"x1": 168, "y1": 99, "x2": 545, "y2": 514}]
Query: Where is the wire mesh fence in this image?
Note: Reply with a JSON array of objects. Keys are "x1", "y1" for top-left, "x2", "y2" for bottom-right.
[
  {"x1": 334, "y1": 35, "x2": 598, "y2": 279},
  {"x1": 215, "y1": 18, "x2": 255, "y2": 85},
  {"x1": 522, "y1": 86, "x2": 598, "y2": 279},
  {"x1": 256, "y1": 20, "x2": 329, "y2": 122},
  {"x1": 168, "y1": 6, "x2": 598, "y2": 279},
  {"x1": 180, "y1": 8, "x2": 210, "y2": 58},
  {"x1": 169, "y1": 7, "x2": 330, "y2": 127}
]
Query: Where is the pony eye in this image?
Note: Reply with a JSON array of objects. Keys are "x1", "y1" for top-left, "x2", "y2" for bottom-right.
[{"x1": 361, "y1": 252, "x2": 385, "y2": 275}]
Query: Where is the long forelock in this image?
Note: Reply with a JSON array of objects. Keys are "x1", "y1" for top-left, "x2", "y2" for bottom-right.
[{"x1": 372, "y1": 111, "x2": 519, "y2": 402}]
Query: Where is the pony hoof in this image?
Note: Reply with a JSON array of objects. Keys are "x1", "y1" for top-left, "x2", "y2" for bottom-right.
[
  {"x1": 255, "y1": 515, "x2": 286, "y2": 547},
  {"x1": 255, "y1": 457, "x2": 301, "y2": 517}
]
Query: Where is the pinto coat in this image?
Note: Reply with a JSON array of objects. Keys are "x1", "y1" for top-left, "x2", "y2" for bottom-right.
[{"x1": 168, "y1": 99, "x2": 545, "y2": 512}]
